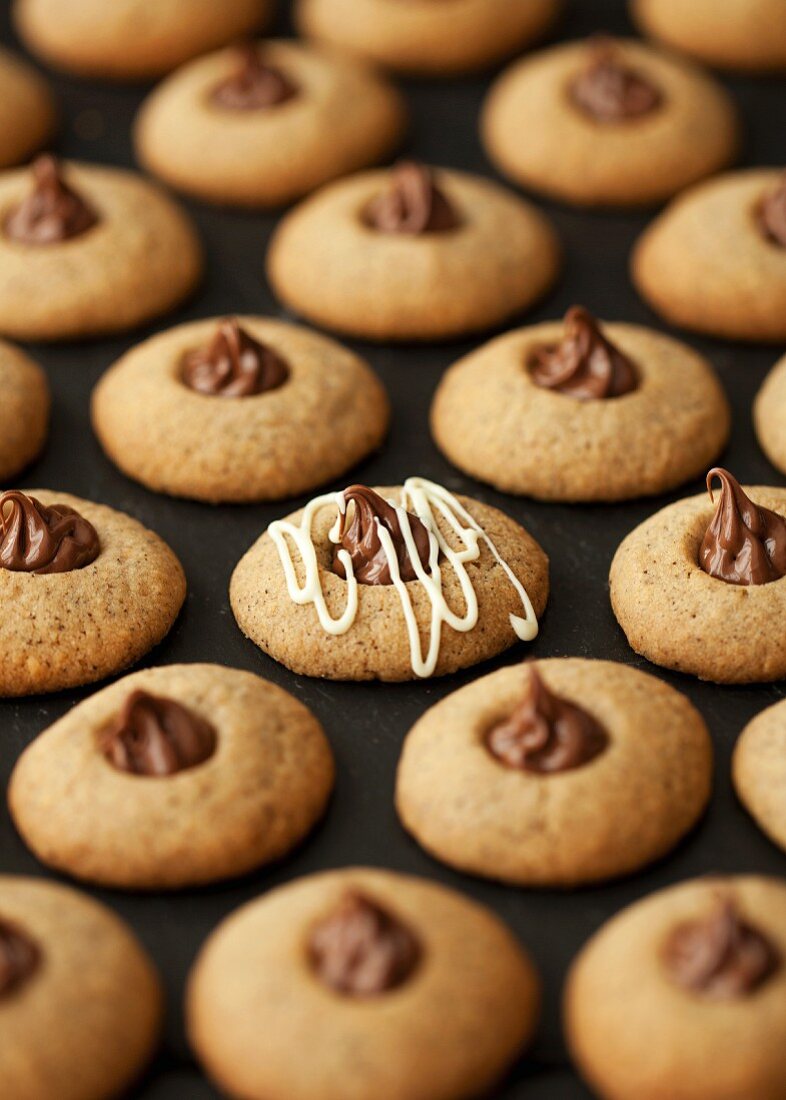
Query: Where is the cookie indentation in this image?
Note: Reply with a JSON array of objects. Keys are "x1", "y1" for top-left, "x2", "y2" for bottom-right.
[
  {"x1": 332, "y1": 484, "x2": 433, "y2": 586},
  {"x1": 364, "y1": 161, "x2": 461, "y2": 235},
  {"x1": 100, "y1": 689, "x2": 217, "y2": 777},
  {"x1": 4, "y1": 154, "x2": 98, "y2": 244},
  {"x1": 211, "y1": 43, "x2": 298, "y2": 110},
  {"x1": 700, "y1": 468, "x2": 786, "y2": 586},
  {"x1": 0, "y1": 490, "x2": 100, "y2": 575},
  {"x1": 571, "y1": 39, "x2": 662, "y2": 123},
  {"x1": 181, "y1": 318, "x2": 290, "y2": 397},
  {"x1": 529, "y1": 306, "x2": 638, "y2": 400},
  {"x1": 0, "y1": 917, "x2": 40, "y2": 998},
  {"x1": 760, "y1": 173, "x2": 786, "y2": 248}
]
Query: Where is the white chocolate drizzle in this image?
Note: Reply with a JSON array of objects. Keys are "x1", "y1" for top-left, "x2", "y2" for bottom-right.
[{"x1": 268, "y1": 477, "x2": 539, "y2": 678}]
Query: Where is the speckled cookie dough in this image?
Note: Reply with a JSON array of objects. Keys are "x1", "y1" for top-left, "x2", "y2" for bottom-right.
[
  {"x1": 187, "y1": 867, "x2": 540, "y2": 1100},
  {"x1": 0, "y1": 47, "x2": 54, "y2": 169},
  {"x1": 0, "y1": 875, "x2": 162, "y2": 1100},
  {"x1": 267, "y1": 163, "x2": 560, "y2": 342},
  {"x1": 733, "y1": 698, "x2": 786, "y2": 855},
  {"x1": 431, "y1": 310, "x2": 730, "y2": 502},
  {"x1": 0, "y1": 489, "x2": 186, "y2": 696},
  {"x1": 0, "y1": 156, "x2": 202, "y2": 342},
  {"x1": 483, "y1": 37, "x2": 738, "y2": 208},
  {"x1": 754, "y1": 351, "x2": 786, "y2": 475},
  {"x1": 9, "y1": 664, "x2": 334, "y2": 890},
  {"x1": 296, "y1": 0, "x2": 561, "y2": 77},
  {"x1": 0, "y1": 340, "x2": 49, "y2": 481},
  {"x1": 632, "y1": 168, "x2": 786, "y2": 343},
  {"x1": 13, "y1": 0, "x2": 273, "y2": 81},
  {"x1": 135, "y1": 40, "x2": 406, "y2": 208},
  {"x1": 566, "y1": 875, "x2": 786, "y2": 1100}
]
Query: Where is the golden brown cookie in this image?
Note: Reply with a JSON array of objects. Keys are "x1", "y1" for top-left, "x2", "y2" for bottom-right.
[
  {"x1": 0, "y1": 47, "x2": 54, "y2": 169},
  {"x1": 754, "y1": 350, "x2": 786, "y2": 475},
  {"x1": 13, "y1": 0, "x2": 273, "y2": 81},
  {"x1": 431, "y1": 309, "x2": 730, "y2": 501},
  {"x1": 135, "y1": 40, "x2": 406, "y2": 208},
  {"x1": 0, "y1": 339, "x2": 49, "y2": 481},
  {"x1": 632, "y1": 168, "x2": 786, "y2": 343},
  {"x1": 0, "y1": 488, "x2": 186, "y2": 696},
  {"x1": 0, "y1": 875, "x2": 162, "y2": 1100},
  {"x1": 733, "y1": 698, "x2": 786, "y2": 854},
  {"x1": 91, "y1": 316, "x2": 390, "y2": 503},
  {"x1": 296, "y1": 0, "x2": 561, "y2": 77},
  {"x1": 483, "y1": 37, "x2": 738, "y2": 208},
  {"x1": 9, "y1": 664, "x2": 334, "y2": 889},
  {"x1": 230, "y1": 478, "x2": 549, "y2": 681},
  {"x1": 396, "y1": 658, "x2": 712, "y2": 887},
  {"x1": 187, "y1": 867, "x2": 540, "y2": 1100},
  {"x1": 267, "y1": 162, "x2": 560, "y2": 342},
  {"x1": 566, "y1": 875, "x2": 786, "y2": 1100}
]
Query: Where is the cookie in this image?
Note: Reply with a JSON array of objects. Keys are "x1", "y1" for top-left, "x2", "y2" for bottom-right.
[
  {"x1": 754, "y1": 351, "x2": 786, "y2": 476},
  {"x1": 0, "y1": 488, "x2": 185, "y2": 696},
  {"x1": 9, "y1": 663, "x2": 334, "y2": 889},
  {"x1": 431, "y1": 307, "x2": 730, "y2": 502},
  {"x1": 230, "y1": 478, "x2": 549, "y2": 681},
  {"x1": 566, "y1": 875, "x2": 786, "y2": 1100},
  {"x1": 135, "y1": 40, "x2": 406, "y2": 208},
  {"x1": 13, "y1": 0, "x2": 273, "y2": 81},
  {"x1": 0, "y1": 340, "x2": 49, "y2": 482},
  {"x1": 0, "y1": 47, "x2": 54, "y2": 169},
  {"x1": 632, "y1": 168, "x2": 786, "y2": 343},
  {"x1": 482, "y1": 37, "x2": 738, "y2": 209},
  {"x1": 91, "y1": 316, "x2": 390, "y2": 504},
  {"x1": 733, "y1": 698, "x2": 786, "y2": 855},
  {"x1": 0, "y1": 875, "x2": 162, "y2": 1100},
  {"x1": 267, "y1": 161, "x2": 560, "y2": 342},
  {"x1": 632, "y1": 0, "x2": 786, "y2": 74},
  {"x1": 296, "y1": 0, "x2": 561, "y2": 77},
  {"x1": 0, "y1": 155, "x2": 202, "y2": 342},
  {"x1": 187, "y1": 867, "x2": 540, "y2": 1100},
  {"x1": 610, "y1": 468, "x2": 786, "y2": 683}
]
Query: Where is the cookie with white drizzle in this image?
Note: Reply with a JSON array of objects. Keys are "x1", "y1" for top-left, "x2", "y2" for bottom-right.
[{"x1": 229, "y1": 479, "x2": 549, "y2": 681}]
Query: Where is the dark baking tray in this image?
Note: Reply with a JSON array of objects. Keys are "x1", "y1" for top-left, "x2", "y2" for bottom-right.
[{"x1": 1, "y1": 0, "x2": 785, "y2": 1096}]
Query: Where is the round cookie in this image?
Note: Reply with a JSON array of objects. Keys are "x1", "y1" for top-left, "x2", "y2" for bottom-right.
[
  {"x1": 396, "y1": 658, "x2": 712, "y2": 887},
  {"x1": 267, "y1": 162, "x2": 560, "y2": 342},
  {"x1": 0, "y1": 340, "x2": 49, "y2": 481},
  {"x1": 13, "y1": 0, "x2": 273, "y2": 81},
  {"x1": 91, "y1": 316, "x2": 390, "y2": 504},
  {"x1": 483, "y1": 38, "x2": 738, "y2": 208},
  {"x1": 230, "y1": 478, "x2": 549, "y2": 681},
  {"x1": 9, "y1": 664, "x2": 334, "y2": 889},
  {"x1": 0, "y1": 156, "x2": 202, "y2": 342},
  {"x1": 296, "y1": 0, "x2": 561, "y2": 77},
  {"x1": 0, "y1": 488, "x2": 186, "y2": 696},
  {"x1": 566, "y1": 875, "x2": 786, "y2": 1100},
  {"x1": 0, "y1": 47, "x2": 54, "y2": 169},
  {"x1": 135, "y1": 40, "x2": 406, "y2": 208},
  {"x1": 431, "y1": 308, "x2": 730, "y2": 502},
  {"x1": 632, "y1": 168, "x2": 786, "y2": 344},
  {"x1": 632, "y1": 0, "x2": 786, "y2": 74},
  {"x1": 733, "y1": 699, "x2": 786, "y2": 854},
  {"x1": 0, "y1": 875, "x2": 162, "y2": 1100},
  {"x1": 754, "y1": 351, "x2": 786, "y2": 476},
  {"x1": 610, "y1": 471, "x2": 786, "y2": 683},
  {"x1": 187, "y1": 867, "x2": 540, "y2": 1100}
]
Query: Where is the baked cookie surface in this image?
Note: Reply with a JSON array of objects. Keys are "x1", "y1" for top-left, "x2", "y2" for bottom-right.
[
  {"x1": 632, "y1": 168, "x2": 786, "y2": 343},
  {"x1": 91, "y1": 316, "x2": 390, "y2": 503},
  {"x1": 396, "y1": 658, "x2": 712, "y2": 886},
  {"x1": 135, "y1": 40, "x2": 406, "y2": 208},
  {"x1": 296, "y1": 0, "x2": 561, "y2": 77},
  {"x1": 0, "y1": 340, "x2": 49, "y2": 481},
  {"x1": 0, "y1": 489, "x2": 186, "y2": 696},
  {"x1": 0, "y1": 47, "x2": 54, "y2": 169},
  {"x1": 431, "y1": 309, "x2": 730, "y2": 501},
  {"x1": 566, "y1": 875, "x2": 786, "y2": 1100},
  {"x1": 9, "y1": 663, "x2": 334, "y2": 889},
  {"x1": 187, "y1": 867, "x2": 540, "y2": 1100},
  {"x1": 267, "y1": 163, "x2": 560, "y2": 342},
  {"x1": 0, "y1": 875, "x2": 162, "y2": 1100},
  {"x1": 733, "y1": 698, "x2": 786, "y2": 855},
  {"x1": 754, "y1": 350, "x2": 786, "y2": 475},
  {"x1": 483, "y1": 38, "x2": 738, "y2": 208}
]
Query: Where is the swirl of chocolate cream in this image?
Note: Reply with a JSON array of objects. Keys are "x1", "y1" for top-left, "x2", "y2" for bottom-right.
[
  {"x1": 571, "y1": 40, "x2": 662, "y2": 123},
  {"x1": 211, "y1": 42, "x2": 298, "y2": 110},
  {"x1": 181, "y1": 319, "x2": 290, "y2": 397},
  {"x1": 101, "y1": 690, "x2": 217, "y2": 777},
  {"x1": 308, "y1": 890, "x2": 421, "y2": 997},
  {"x1": 699, "y1": 468, "x2": 786, "y2": 586},
  {"x1": 364, "y1": 161, "x2": 461, "y2": 236},
  {"x1": 332, "y1": 485, "x2": 432, "y2": 586},
  {"x1": 0, "y1": 491, "x2": 100, "y2": 575},
  {"x1": 761, "y1": 173, "x2": 786, "y2": 248},
  {"x1": 486, "y1": 665, "x2": 608, "y2": 773},
  {"x1": 4, "y1": 155, "x2": 98, "y2": 245},
  {"x1": 0, "y1": 918, "x2": 40, "y2": 999},
  {"x1": 529, "y1": 306, "x2": 638, "y2": 400},
  {"x1": 663, "y1": 898, "x2": 780, "y2": 1000}
]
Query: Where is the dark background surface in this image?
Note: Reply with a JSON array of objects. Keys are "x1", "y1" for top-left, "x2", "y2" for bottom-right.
[{"x1": 1, "y1": 0, "x2": 785, "y2": 1096}]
